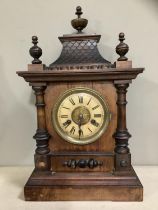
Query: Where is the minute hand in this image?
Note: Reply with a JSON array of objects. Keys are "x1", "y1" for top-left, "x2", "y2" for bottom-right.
[{"x1": 78, "y1": 114, "x2": 83, "y2": 139}]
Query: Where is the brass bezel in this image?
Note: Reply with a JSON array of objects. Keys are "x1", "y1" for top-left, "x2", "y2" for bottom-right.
[{"x1": 52, "y1": 87, "x2": 111, "y2": 145}]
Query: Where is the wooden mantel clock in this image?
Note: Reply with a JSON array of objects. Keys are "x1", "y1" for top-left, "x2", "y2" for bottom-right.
[{"x1": 17, "y1": 6, "x2": 144, "y2": 201}]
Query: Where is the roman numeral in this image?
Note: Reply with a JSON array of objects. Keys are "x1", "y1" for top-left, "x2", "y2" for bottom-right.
[
  {"x1": 62, "y1": 106, "x2": 70, "y2": 110},
  {"x1": 63, "y1": 120, "x2": 71, "y2": 128},
  {"x1": 88, "y1": 127, "x2": 92, "y2": 133},
  {"x1": 91, "y1": 119, "x2": 99, "y2": 127},
  {"x1": 60, "y1": 115, "x2": 68, "y2": 118},
  {"x1": 70, "y1": 126, "x2": 75, "y2": 134},
  {"x1": 87, "y1": 98, "x2": 92, "y2": 105},
  {"x1": 78, "y1": 96, "x2": 83, "y2": 103},
  {"x1": 79, "y1": 129, "x2": 84, "y2": 138},
  {"x1": 69, "y1": 98, "x2": 75, "y2": 105},
  {"x1": 92, "y1": 105, "x2": 100, "y2": 110},
  {"x1": 94, "y1": 114, "x2": 102, "y2": 118}
]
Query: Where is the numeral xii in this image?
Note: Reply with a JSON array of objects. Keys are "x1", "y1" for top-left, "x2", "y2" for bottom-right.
[{"x1": 78, "y1": 96, "x2": 83, "y2": 103}]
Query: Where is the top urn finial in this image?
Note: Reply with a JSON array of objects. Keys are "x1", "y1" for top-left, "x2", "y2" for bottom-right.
[
  {"x1": 71, "y1": 6, "x2": 88, "y2": 33},
  {"x1": 29, "y1": 36, "x2": 42, "y2": 64},
  {"x1": 116, "y1": 32, "x2": 129, "y2": 61}
]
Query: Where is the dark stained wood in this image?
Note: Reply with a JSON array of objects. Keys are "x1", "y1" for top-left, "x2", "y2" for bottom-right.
[
  {"x1": 71, "y1": 6, "x2": 88, "y2": 33},
  {"x1": 17, "y1": 67, "x2": 144, "y2": 200},
  {"x1": 113, "y1": 82, "x2": 131, "y2": 171},
  {"x1": 29, "y1": 36, "x2": 42, "y2": 64},
  {"x1": 59, "y1": 34, "x2": 101, "y2": 42},
  {"x1": 33, "y1": 86, "x2": 47, "y2": 131},
  {"x1": 32, "y1": 86, "x2": 51, "y2": 171},
  {"x1": 25, "y1": 186, "x2": 143, "y2": 201},
  {"x1": 28, "y1": 64, "x2": 44, "y2": 71},
  {"x1": 51, "y1": 154, "x2": 113, "y2": 172},
  {"x1": 115, "y1": 60, "x2": 132, "y2": 68},
  {"x1": 45, "y1": 82, "x2": 116, "y2": 154},
  {"x1": 24, "y1": 167, "x2": 143, "y2": 201},
  {"x1": 16, "y1": 12, "x2": 144, "y2": 200},
  {"x1": 116, "y1": 32, "x2": 129, "y2": 61},
  {"x1": 17, "y1": 68, "x2": 144, "y2": 82}
]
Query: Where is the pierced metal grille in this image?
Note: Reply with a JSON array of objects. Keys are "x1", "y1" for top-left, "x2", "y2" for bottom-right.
[{"x1": 48, "y1": 35, "x2": 112, "y2": 70}]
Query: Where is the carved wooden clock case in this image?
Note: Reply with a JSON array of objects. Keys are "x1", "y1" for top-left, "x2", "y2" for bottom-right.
[{"x1": 17, "y1": 7, "x2": 144, "y2": 201}]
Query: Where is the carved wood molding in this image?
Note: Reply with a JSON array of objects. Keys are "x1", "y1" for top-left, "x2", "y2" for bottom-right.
[{"x1": 17, "y1": 68, "x2": 144, "y2": 83}]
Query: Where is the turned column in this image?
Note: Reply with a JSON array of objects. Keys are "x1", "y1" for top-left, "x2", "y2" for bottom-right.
[
  {"x1": 113, "y1": 82, "x2": 131, "y2": 171},
  {"x1": 32, "y1": 85, "x2": 51, "y2": 171}
]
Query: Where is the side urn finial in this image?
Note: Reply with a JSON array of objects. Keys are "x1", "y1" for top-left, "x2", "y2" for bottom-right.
[
  {"x1": 29, "y1": 36, "x2": 42, "y2": 64},
  {"x1": 71, "y1": 6, "x2": 88, "y2": 33},
  {"x1": 116, "y1": 32, "x2": 129, "y2": 61}
]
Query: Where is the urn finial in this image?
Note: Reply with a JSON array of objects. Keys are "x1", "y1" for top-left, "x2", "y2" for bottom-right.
[
  {"x1": 116, "y1": 32, "x2": 129, "y2": 61},
  {"x1": 71, "y1": 6, "x2": 88, "y2": 33},
  {"x1": 29, "y1": 36, "x2": 42, "y2": 64}
]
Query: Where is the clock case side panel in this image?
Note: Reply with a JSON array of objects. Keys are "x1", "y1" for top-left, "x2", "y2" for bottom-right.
[{"x1": 44, "y1": 81, "x2": 117, "y2": 172}]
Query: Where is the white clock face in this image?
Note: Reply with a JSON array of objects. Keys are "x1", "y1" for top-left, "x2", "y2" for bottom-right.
[{"x1": 52, "y1": 88, "x2": 110, "y2": 145}]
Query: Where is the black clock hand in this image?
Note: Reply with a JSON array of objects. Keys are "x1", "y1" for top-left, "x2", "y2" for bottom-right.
[{"x1": 78, "y1": 114, "x2": 83, "y2": 139}]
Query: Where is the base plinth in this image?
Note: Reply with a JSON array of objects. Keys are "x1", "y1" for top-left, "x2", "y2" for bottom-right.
[{"x1": 24, "y1": 167, "x2": 143, "y2": 201}]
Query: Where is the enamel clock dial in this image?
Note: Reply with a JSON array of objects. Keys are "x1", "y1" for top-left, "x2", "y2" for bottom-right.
[{"x1": 52, "y1": 87, "x2": 110, "y2": 145}]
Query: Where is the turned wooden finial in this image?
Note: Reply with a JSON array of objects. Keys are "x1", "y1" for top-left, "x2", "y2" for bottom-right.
[
  {"x1": 29, "y1": 36, "x2": 42, "y2": 64},
  {"x1": 76, "y1": 6, "x2": 83, "y2": 18},
  {"x1": 116, "y1": 33, "x2": 129, "y2": 61},
  {"x1": 71, "y1": 6, "x2": 88, "y2": 33}
]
